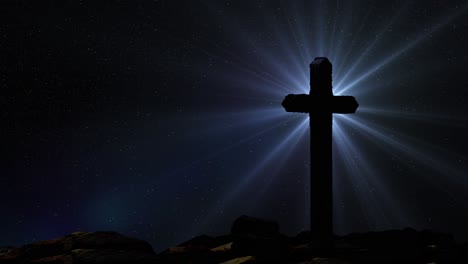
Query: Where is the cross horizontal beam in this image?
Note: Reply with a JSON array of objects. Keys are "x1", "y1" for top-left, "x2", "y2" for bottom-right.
[{"x1": 282, "y1": 94, "x2": 359, "y2": 114}]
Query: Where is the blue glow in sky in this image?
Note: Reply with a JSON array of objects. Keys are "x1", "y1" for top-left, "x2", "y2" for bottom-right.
[{"x1": 2, "y1": 1, "x2": 468, "y2": 252}]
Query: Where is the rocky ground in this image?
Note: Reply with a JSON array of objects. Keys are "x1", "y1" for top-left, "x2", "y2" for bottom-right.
[{"x1": 1, "y1": 215, "x2": 467, "y2": 263}]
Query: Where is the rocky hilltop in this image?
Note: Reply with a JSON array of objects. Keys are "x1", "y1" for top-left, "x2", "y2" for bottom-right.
[{"x1": 1, "y1": 215, "x2": 467, "y2": 263}]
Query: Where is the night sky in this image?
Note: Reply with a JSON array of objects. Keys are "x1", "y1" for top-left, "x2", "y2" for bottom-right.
[{"x1": 2, "y1": 0, "x2": 468, "y2": 252}]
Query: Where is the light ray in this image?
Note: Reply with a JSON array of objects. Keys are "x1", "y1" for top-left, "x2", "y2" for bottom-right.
[
  {"x1": 246, "y1": 117, "x2": 309, "y2": 210},
  {"x1": 333, "y1": 5, "x2": 374, "y2": 77},
  {"x1": 333, "y1": 118, "x2": 417, "y2": 229},
  {"x1": 223, "y1": 117, "x2": 309, "y2": 204},
  {"x1": 359, "y1": 106, "x2": 468, "y2": 127},
  {"x1": 334, "y1": 2, "x2": 409, "y2": 89},
  {"x1": 336, "y1": 5, "x2": 468, "y2": 95},
  {"x1": 334, "y1": 120, "x2": 394, "y2": 229},
  {"x1": 198, "y1": 46, "x2": 298, "y2": 97},
  {"x1": 145, "y1": 111, "x2": 299, "y2": 193},
  {"x1": 330, "y1": 1, "x2": 360, "y2": 72},
  {"x1": 195, "y1": 117, "x2": 309, "y2": 233},
  {"x1": 351, "y1": 114, "x2": 468, "y2": 167},
  {"x1": 338, "y1": 115, "x2": 468, "y2": 193}
]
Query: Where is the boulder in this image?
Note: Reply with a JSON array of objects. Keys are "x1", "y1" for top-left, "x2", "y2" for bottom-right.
[
  {"x1": 157, "y1": 234, "x2": 234, "y2": 263},
  {"x1": 0, "y1": 231, "x2": 157, "y2": 264},
  {"x1": 1, "y1": 216, "x2": 467, "y2": 263},
  {"x1": 231, "y1": 215, "x2": 279, "y2": 237},
  {"x1": 230, "y1": 215, "x2": 287, "y2": 259}
]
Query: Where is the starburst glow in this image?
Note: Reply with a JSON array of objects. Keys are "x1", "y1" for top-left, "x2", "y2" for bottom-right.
[
  {"x1": 4, "y1": 1, "x2": 468, "y2": 253},
  {"x1": 185, "y1": 0, "x2": 468, "y2": 238}
]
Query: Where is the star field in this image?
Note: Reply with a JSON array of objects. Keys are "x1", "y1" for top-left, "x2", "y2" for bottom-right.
[{"x1": 1, "y1": 0, "x2": 468, "y2": 251}]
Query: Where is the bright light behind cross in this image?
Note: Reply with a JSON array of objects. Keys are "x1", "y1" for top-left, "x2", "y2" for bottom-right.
[{"x1": 187, "y1": 1, "x2": 468, "y2": 238}]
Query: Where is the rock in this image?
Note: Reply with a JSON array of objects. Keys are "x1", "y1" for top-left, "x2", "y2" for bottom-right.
[
  {"x1": 157, "y1": 234, "x2": 234, "y2": 263},
  {"x1": 158, "y1": 246, "x2": 226, "y2": 264},
  {"x1": 231, "y1": 215, "x2": 278, "y2": 237},
  {"x1": 419, "y1": 229, "x2": 455, "y2": 249},
  {"x1": 230, "y1": 215, "x2": 286, "y2": 259},
  {"x1": 219, "y1": 256, "x2": 255, "y2": 264},
  {"x1": 211, "y1": 242, "x2": 233, "y2": 252},
  {"x1": 1, "y1": 216, "x2": 467, "y2": 263},
  {"x1": 177, "y1": 234, "x2": 232, "y2": 250},
  {"x1": 70, "y1": 248, "x2": 157, "y2": 263},
  {"x1": 0, "y1": 231, "x2": 157, "y2": 264},
  {"x1": 300, "y1": 257, "x2": 350, "y2": 264},
  {"x1": 294, "y1": 231, "x2": 312, "y2": 245},
  {"x1": 64, "y1": 231, "x2": 154, "y2": 253},
  {"x1": 0, "y1": 247, "x2": 14, "y2": 255}
]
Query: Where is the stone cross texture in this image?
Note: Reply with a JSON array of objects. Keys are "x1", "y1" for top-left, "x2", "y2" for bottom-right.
[{"x1": 281, "y1": 57, "x2": 359, "y2": 250}]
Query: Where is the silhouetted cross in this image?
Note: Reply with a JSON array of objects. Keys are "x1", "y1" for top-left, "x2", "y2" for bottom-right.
[{"x1": 282, "y1": 57, "x2": 359, "y2": 251}]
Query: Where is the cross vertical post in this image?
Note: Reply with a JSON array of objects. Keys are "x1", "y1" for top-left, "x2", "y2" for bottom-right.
[
  {"x1": 309, "y1": 58, "x2": 333, "y2": 251},
  {"x1": 281, "y1": 57, "x2": 359, "y2": 252}
]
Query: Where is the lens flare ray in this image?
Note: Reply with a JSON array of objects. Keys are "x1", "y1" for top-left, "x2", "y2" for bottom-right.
[
  {"x1": 183, "y1": 1, "x2": 468, "y2": 240},
  {"x1": 338, "y1": 115, "x2": 468, "y2": 193},
  {"x1": 336, "y1": 4, "x2": 468, "y2": 95}
]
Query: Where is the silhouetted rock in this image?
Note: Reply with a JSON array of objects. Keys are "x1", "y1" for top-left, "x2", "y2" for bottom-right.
[
  {"x1": 230, "y1": 215, "x2": 287, "y2": 260},
  {"x1": 0, "y1": 231, "x2": 157, "y2": 264},
  {"x1": 219, "y1": 255, "x2": 255, "y2": 264},
  {"x1": 0, "y1": 216, "x2": 467, "y2": 263},
  {"x1": 231, "y1": 215, "x2": 279, "y2": 237},
  {"x1": 177, "y1": 234, "x2": 232, "y2": 250},
  {"x1": 158, "y1": 234, "x2": 234, "y2": 264},
  {"x1": 0, "y1": 248, "x2": 14, "y2": 255}
]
